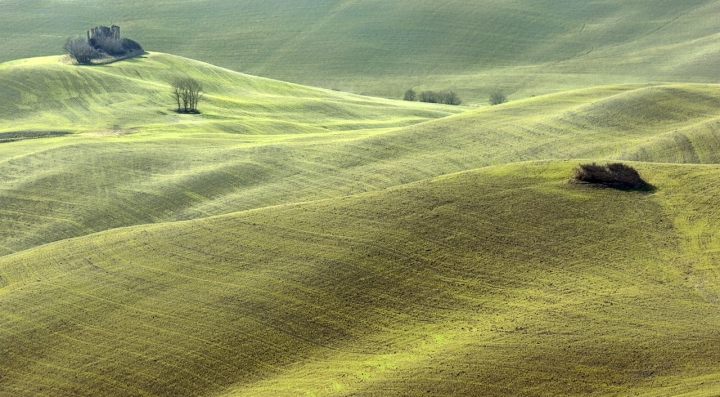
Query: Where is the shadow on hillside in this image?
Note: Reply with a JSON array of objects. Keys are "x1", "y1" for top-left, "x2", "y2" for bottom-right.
[
  {"x1": 569, "y1": 180, "x2": 657, "y2": 193},
  {"x1": 0, "y1": 130, "x2": 73, "y2": 143},
  {"x1": 89, "y1": 51, "x2": 147, "y2": 65}
]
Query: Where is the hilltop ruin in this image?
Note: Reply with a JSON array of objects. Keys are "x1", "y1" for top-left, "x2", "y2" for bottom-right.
[
  {"x1": 64, "y1": 25, "x2": 143, "y2": 64},
  {"x1": 87, "y1": 25, "x2": 121, "y2": 43}
]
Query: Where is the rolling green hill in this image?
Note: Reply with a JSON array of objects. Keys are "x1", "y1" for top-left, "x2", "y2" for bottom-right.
[
  {"x1": 1, "y1": 1, "x2": 719, "y2": 101},
  {"x1": 2, "y1": 161, "x2": 720, "y2": 396},
  {"x1": 0, "y1": 53, "x2": 455, "y2": 135},
  {"x1": 1, "y1": 54, "x2": 720, "y2": 395},
  {"x1": 2, "y1": 2, "x2": 720, "y2": 393},
  {"x1": 2, "y1": 54, "x2": 719, "y2": 258}
]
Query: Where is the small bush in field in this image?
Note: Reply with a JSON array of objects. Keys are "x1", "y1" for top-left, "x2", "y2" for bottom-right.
[
  {"x1": 403, "y1": 88, "x2": 416, "y2": 101},
  {"x1": 489, "y1": 92, "x2": 507, "y2": 105},
  {"x1": 571, "y1": 163, "x2": 650, "y2": 190}
]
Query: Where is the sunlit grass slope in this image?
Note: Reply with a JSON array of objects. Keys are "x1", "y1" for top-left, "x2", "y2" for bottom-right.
[
  {"x1": 1, "y1": 1, "x2": 720, "y2": 101},
  {"x1": 2, "y1": 161, "x2": 720, "y2": 396},
  {"x1": 3, "y1": 79, "x2": 720, "y2": 257},
  {"x1": 0, "y1": 53, "x2": 461, "y2": 255},
  {"x1": 0, "y1": 53, "x2": 455, "y2": 135},
  {"x1": 371, "y1": 84, "x2": 720, "y2": 168}
]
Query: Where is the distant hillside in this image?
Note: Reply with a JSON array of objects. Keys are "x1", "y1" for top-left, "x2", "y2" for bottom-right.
[{"x1": 1, "y1": 0, "x2": 719, "y2": 101}]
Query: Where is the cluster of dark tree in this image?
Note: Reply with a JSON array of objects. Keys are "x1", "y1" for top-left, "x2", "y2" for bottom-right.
[
  {"x1": 64, "y1": 26, "x2": 143, "y2": 64},
  {"x1": 171, "y1": 77, "x2": 203, "y2": 113},
  {"x1": 403, "y1": 88, "x2": 462, "y2": 105},
  {"x1": 572, "y1": 163, "x2": 651, "y2": 190}
]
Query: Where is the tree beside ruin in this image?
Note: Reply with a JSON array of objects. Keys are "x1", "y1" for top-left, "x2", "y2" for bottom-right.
[{"x1": 63, "y1": 36, "x2": 100, "y2": 64}]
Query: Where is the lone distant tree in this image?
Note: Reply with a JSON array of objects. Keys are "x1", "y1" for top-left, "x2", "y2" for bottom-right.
[
  {"x1": 171, "y1": 77, "x2": 203, "y2": 113},
  {"x1": 63, "y1": 36, "x2": 99, "y2": 64},
  {"x1": 489, "y1": 92, "x2": 507, "y2": 105},
  {"x1": 403, "y1": 88, "x2": 417, "y2": 101}
]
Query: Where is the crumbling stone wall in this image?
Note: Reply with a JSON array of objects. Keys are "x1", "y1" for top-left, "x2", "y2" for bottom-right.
[{"x1": 87, "y1": 25, "x2": 120, "y2": 43}]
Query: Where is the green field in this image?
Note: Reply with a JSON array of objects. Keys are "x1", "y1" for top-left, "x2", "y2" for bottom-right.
[
  {"x1": 2, "y1": 0, "x2": 720, "y2": 102},
  {"x1": 2, "y1": 1, "x2": 720, "y2": 396},
  {"x1": 4, "y1": 160, "x2": 720, "y2": 396}
]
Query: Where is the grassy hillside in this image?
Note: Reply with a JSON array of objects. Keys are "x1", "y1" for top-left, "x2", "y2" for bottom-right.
[
  {"x1": 2, "y1": 161, "x2": 720, "y2": 396},
  {"x1": 0, "y1": 53, "x2": 461, "y2": 255},
  {"x1": 1, "y1": 1, "x2": 719, "y2": 101},
  {"x1": 0, "y1": 53, "x2": 455, "y2": 135},
  {"x1": 2, "y1": 1, "x2": 720, "y2": 396},
  {"x1": 2, "y1": 58, "x2": 719, "y2": 257}
]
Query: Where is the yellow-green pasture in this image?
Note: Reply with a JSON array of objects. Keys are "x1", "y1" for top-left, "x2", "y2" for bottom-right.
[
  {"x1": 1, "y1": 57, "x2": 720, "y2": 259},
  {"x1": 3, "y1": 53, "x2": 720, "y2": 396},
  {"x1": 0, "y1": 53, "x2": 458, "y2": 254},
  {"x1": 0, "y1": 53, "x2": 457, "y2": 135},
  {"x1": 2, "y1": 162, "x2": 720, "y2": 396}
]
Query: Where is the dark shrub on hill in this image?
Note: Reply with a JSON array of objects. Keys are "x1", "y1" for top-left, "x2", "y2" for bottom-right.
[
  {"x1": 419, "y1": 90, "x2": 461, "y2": 105},
  {"x1": 93, "y1": 35, "x2": 124, "y2": 56},
  {"x1": 403, "y1": 88, "x2": 416, "y2": 101},
  {"x1": 572, "y1": 162, "x2": 650, "y2": 190},
  {"x1": 120, "y1": 38, "x2": 143, "y2": 54},
  {"x1": 443, "y1": 91, "x2": 461, "y2": 105},
  {"x1": 64, "y1": 36, "x2": 100, "y2": 64},
  {"x1": 92, "y1": 36, "x2": 144, "y2": 57},
  {"x1": 489, "y1": 92, "x2": 507, "y2": 105}
]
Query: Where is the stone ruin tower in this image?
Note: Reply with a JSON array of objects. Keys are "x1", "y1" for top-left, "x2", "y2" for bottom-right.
[{"x1": 87, "y1": 25, "x2": 120, "y2": 43}]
